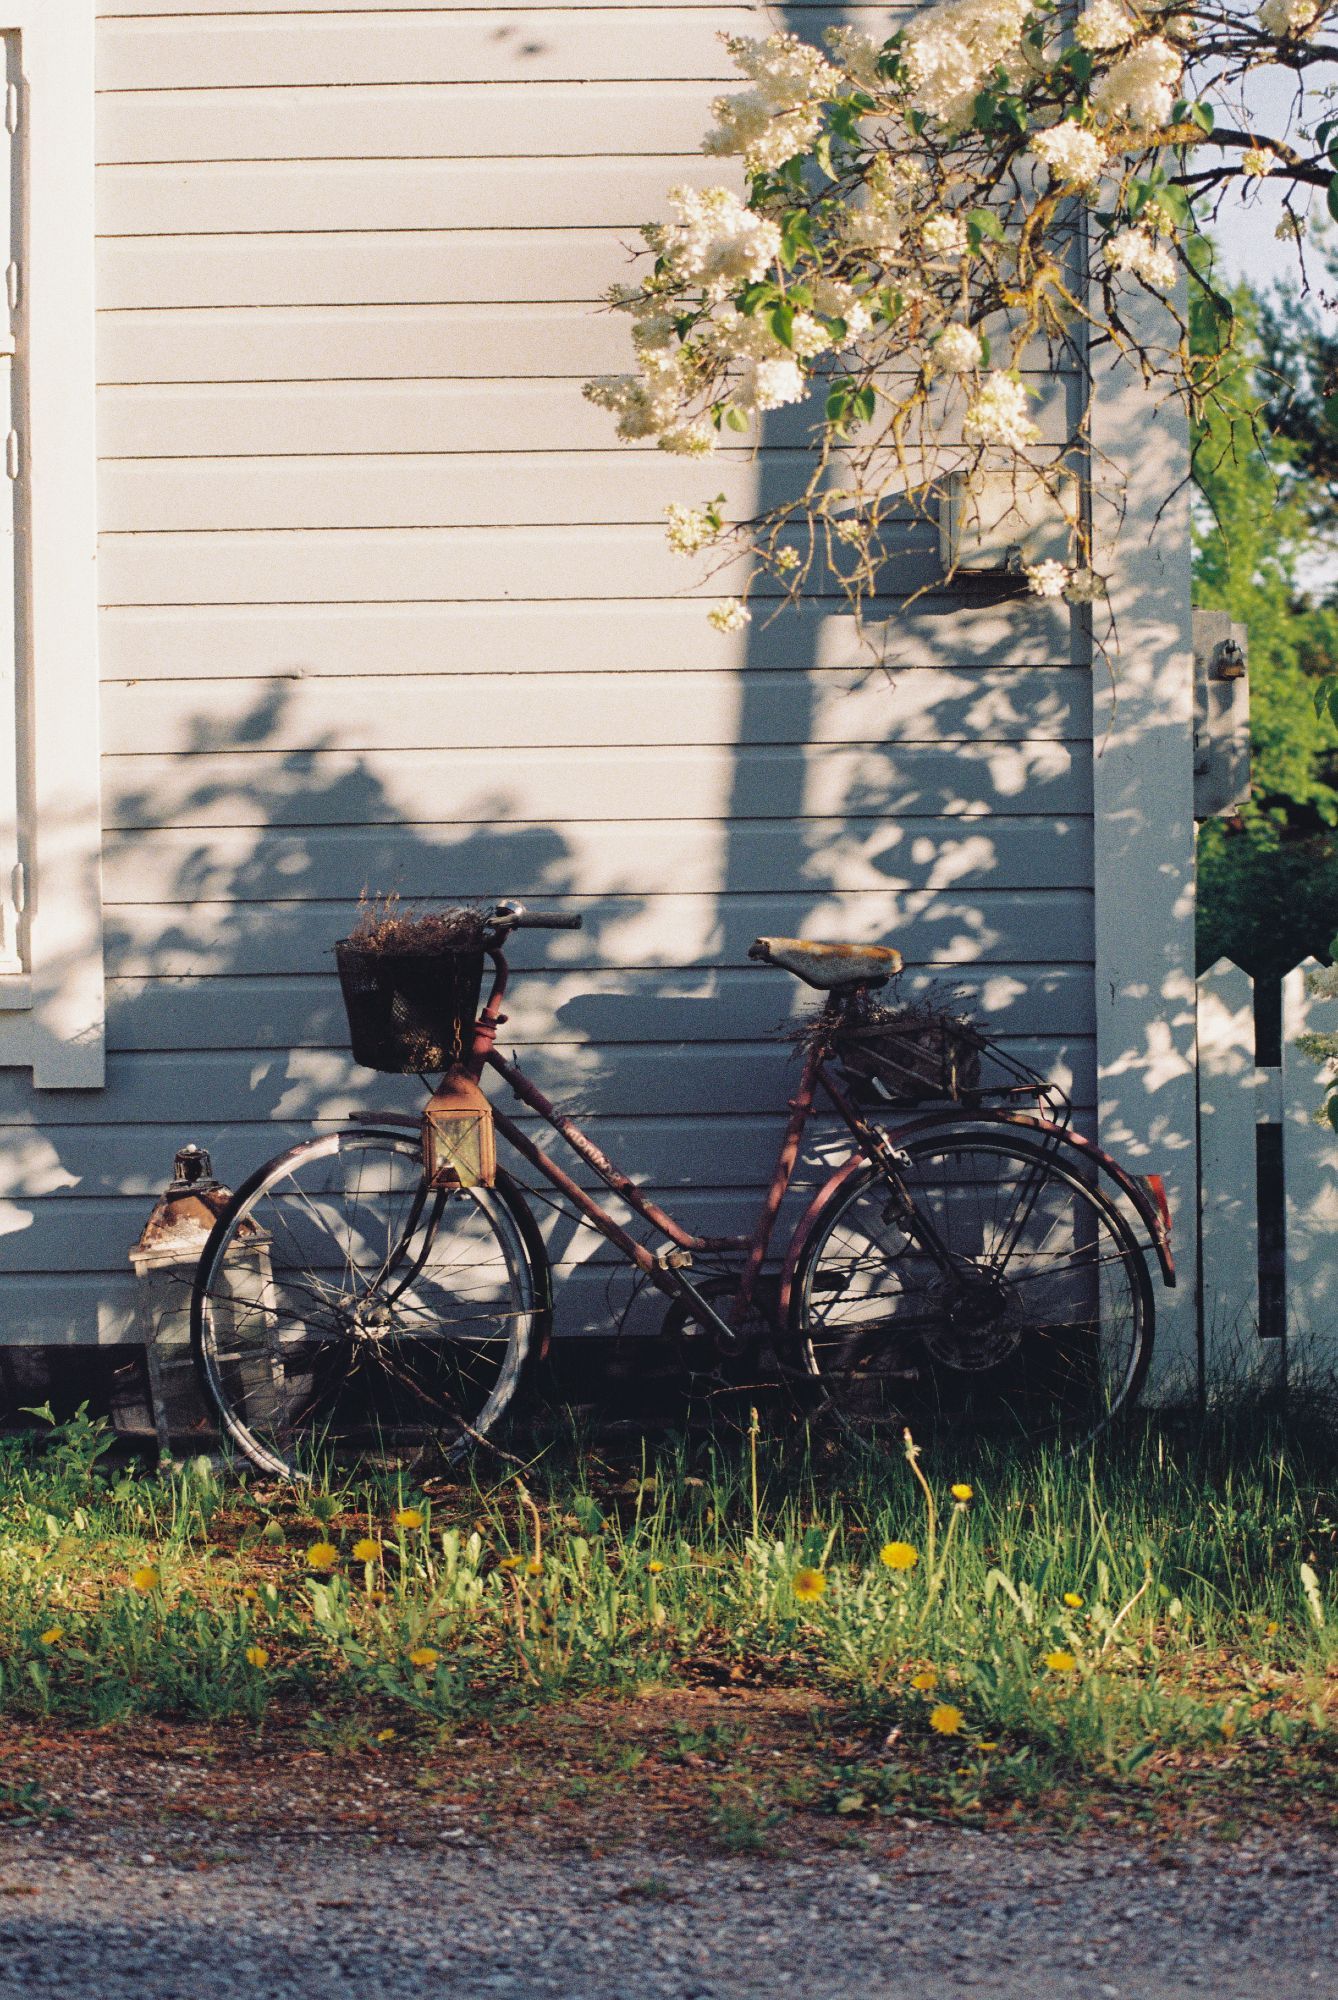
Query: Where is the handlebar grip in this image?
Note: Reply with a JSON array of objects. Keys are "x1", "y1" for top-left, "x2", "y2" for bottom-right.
[{"x1": 512, "y1": 911, "x2": 583, "y2": 930}]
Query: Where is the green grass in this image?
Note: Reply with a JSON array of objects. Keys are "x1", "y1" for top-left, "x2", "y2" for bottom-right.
[{"x1": 0, "y1": 1402, "x2": 1333, "y2": 1824}]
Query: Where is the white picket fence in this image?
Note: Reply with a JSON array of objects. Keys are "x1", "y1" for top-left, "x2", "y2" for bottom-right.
[{"x1": 1197, "y1": 956, "x2": 1338, "y2": 1381}]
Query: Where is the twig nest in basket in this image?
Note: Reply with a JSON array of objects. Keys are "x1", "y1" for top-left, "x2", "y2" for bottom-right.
[{"x1": 346, "y1": 900, "x2": 488, "y2": 957}]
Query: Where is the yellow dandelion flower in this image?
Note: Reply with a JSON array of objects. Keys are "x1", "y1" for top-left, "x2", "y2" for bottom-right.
[
  {"x1": 647, "y1": 1560, "x2": 665, "y2": 1575},
  {"x1": 794, "y1": 1567, "x2": 827, "y2": 1603},
  {"x1": 978, "y1": 1741, "x2": 999, "y2": 1752},
  {"x1": 376, "y1": 1728, "x2": 396, "y2": 1744},
  {"x1": 305, "y1": 1542, "x2": 339, "y2": 1572},
  {"x1": 1265, "y1": 1620, "x2": 1280, "y2": 1636},
  {"x1": 367, "y1": 1588, "x2": 388, "y2": 1605},
  {"x1": 408, "y1": 1645, "x2": 439, "y2": 1670},
  {"x1": 1044, "y1": 1649, "x2": 1077, "y2": 1674},
  {"x1": 950, "y1": 1483, "x2": 973, "y2": 1502},
  {"x1": 352, "y1": 1537, "x2": 382, "y2": 1564},
  {"x1": 130, "y1": 1565, "x2": 161, "y2": 1595},
  {"x1": 1063, "y1": 1591, "x2": 1083, "y2": 1608},
  {"x1": 498, "y1": 1555, "x2": 521, "y2": 1572},
  {"x1": 929, "y1": 1704, "x2": 964, "y2": 1736},
  {"x1": 910, "y1": 1669, "x2": 938, "y2": 1692},
  {"x1": 393, "y1": 1507, "x2": 424, "y2": 1532},
  {"x1": 241, "y1": 1585, "x2": 260, "y2": 1604},
  {"x1": 39, "y1": 1626, "x2": 63, "y2": 1647},
  {"x1": 880, "y1": 1541, "x2": 919, "y2": 1571},
  {"x1": 1220, "y1": 1718, "x2": 1237, "y2": 1741},
  {"x1": 526, "y1": 1558, "x2": 543, "y2": 1577},
  {"x1": 244, "y1": 1645, "x2": 269, "y2": 1670}
]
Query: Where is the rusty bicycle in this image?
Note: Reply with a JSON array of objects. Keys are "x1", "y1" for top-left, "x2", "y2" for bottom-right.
[{"x1": 191, "y1": 901, "x2": 1175, "y2": 1479}]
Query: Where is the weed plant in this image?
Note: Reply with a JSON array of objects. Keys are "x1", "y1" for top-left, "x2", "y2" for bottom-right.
[{"x1": 0, "y1": 1402, "x2": 1333, "y2": 1816}]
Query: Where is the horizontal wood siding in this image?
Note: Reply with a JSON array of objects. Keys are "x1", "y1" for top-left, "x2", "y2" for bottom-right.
[{"x1": 0, "y1": 3, "x2": 1096, "y2": 1342}]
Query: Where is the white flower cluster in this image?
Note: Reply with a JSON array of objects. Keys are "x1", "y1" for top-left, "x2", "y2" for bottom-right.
[
  {"x1": 1075, "y1": 0, "x2": 1136, "y2": 51},
  {"x1": 902, "y1": 0, "x2": 1032, "y2": 132},
  {"x1": 1029, "y1": 122, "x2": 1106, "y2": 190},
  {"x1": 665, "y1": 503, "x2": 719, "y2": 556},
  {"x1": 703, "y1": 32, "x2": 840, "y2": 174},
  {"x1": 707, "y1": 600, "x2": 750, "y2": 632},
  {"x1": 921, "y1": 210, "x2": 967, "y2": 257},
  {"x1": 840, "y1": 154, "x2": 924, "y2": 259},
  {"x1": 644, "y1": 186, "x2": 781, "y2": 302},
  {"x1": 1242, "y1": 146, "x2": 1275, "y2": 178},
  {"x1": 1026, "y1": 560, "x2": 1069, "y2": 600},
  {"x1": 1104, "y1": 225, "x2": 1178, "y2": 291},
  {"x1": 934, "y1": 323, "x2": 983, "y2": 374},
  {"x1": 1064, "y1": 568, "x2": 1107, "y2": 604},
  {"x1": 823, "y1": 25, "x2": 885, "y2": 92},
  {"x1": 704, "y1": 309, "x2": 819, "y2": 413},
  {"x1": 1090, "y1": 37, "x2": 1182, "y2": 129},
  {"x1": 961, "y1": 373, "x2": 1040, "y2": 452},
  {"x1": 811, "y1": 278, "x2": 875, "y2": 345},
  {"x1": 1258, "y1": 0, "x2": 1328, "y2": 35}
]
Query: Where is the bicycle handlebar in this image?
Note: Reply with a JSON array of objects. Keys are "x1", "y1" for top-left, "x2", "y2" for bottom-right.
[{"x1": 485, "y1": 901, "x2": 583, "y2": 934}]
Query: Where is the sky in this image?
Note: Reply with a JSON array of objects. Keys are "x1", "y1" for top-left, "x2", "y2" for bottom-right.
[{"x1": 1208, "y1": 61, "x2": 1329, "y2": 295}]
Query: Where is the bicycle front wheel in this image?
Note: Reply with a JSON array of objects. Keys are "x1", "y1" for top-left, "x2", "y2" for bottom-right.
[
  {"x1": 790, "y1": 1131, "x2": 1154, "y2": 1443},
  {"x1": 191, "y1": 1126, "x2": 542, "y2": 1479}
]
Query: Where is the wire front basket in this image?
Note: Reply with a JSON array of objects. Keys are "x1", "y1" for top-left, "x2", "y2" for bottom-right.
[{"x1": 336, "y1": 936, "x2": 485, "y2": 1075}]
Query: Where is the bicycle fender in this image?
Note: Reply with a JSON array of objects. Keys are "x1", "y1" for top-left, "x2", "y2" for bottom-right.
[{"x1": 778, "y1": 1111, "x2": 1175, "y2": 1324}]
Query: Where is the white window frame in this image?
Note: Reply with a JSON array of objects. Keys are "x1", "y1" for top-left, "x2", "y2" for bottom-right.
[{"x1": 0, "y1": 0, "x2": 101, "y2": 1087}]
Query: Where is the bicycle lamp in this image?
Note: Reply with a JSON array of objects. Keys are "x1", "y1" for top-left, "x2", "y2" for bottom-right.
[{"x1": 423, "y1": 1068, "x2": 496, "y2": 1190}]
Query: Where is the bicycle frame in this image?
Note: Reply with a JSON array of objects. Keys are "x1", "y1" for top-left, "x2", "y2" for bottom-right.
[{"x1": 462, "y1": 943, "x2": 984, "y2": 1343}]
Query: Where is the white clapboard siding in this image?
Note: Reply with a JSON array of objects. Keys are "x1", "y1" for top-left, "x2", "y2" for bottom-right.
[
  {"x1": 99, "y1": 452, "x2": 896, "y2": 533},
  {"x1": 95, "y1": 308, "x2": 1078, "y2": 388},
  {"x1": 101, "y1": 889, "x2": 1094, "y2": 981},
  {"x1": 103, "y1": 962, "x2": 1096, "y2": 1054},
  {"x1": 1195, "y1": 957, "x2": 1261, "y2": 1352},
  {"x1": 97, "y1": 83, "x2": 721, "y2": 167},
  {"x1": 97, "y1": 10, "x2": 902, "y2": 90},
  {"x1": 1281, "y1": 959, "x2": 1338, "y2": 1351},
  {"x1": 96, "y1": 0, "x2": 866, "y2": 14},
  {"x1": 96, "y1": 304, "x2": 675, "y2": 383},
  {"x1": 103, "y1": 741, "x2": 1091, "y2": 830},
  {"x1": 99, "y1": 600, "x2": 1076, "y2": 679},
  {"x1": 101, "y1": 668, "x2": 1088, "y2": 755},
  {"x1": 99, "y1": 156, "x2": 725, "y2": 234},
  {"x1": 98, "y1": 380, "x2": 1076, "y2": 458},
  {"x1": 100, "y1": 815, "x2": 1094, "y2": 903},
  {"x1": 96, "y1": 524, "x2": 944, "y2": 607}
]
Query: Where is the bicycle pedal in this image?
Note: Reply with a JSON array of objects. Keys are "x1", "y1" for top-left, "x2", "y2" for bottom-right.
[{"x1": 655, "y1": 1244, "x2": 694, "y2": 1271}]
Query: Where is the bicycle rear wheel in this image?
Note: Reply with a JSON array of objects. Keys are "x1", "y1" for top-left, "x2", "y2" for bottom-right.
[
  {"x1": 191, "y1": 1125, "x2": 542, "y2": 1479},
  {"x1": 790, "y1": 1131, "x2": 1154, "y2": 1443}
]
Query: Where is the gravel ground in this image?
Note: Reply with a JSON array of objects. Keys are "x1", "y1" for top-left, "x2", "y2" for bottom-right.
[{"x1": 0, "y1": 1821, "x2": 1333, "y2": 1999}]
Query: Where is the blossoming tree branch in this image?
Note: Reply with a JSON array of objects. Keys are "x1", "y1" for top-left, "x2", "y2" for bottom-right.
[{"x1": 583, "y1": 0, "x2": 1337, "y2": 633}]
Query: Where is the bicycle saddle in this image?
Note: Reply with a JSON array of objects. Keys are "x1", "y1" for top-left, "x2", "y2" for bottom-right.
[{"x1": 748, "y1": 936, "x2": 902, "y2": 989}]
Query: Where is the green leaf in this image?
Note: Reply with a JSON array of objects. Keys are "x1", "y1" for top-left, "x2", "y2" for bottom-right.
[
  {"x1": 1067, "y1": 47, "x2": 1094, "y2": 88},
  {"x1": 1328, "y1": 172, "x2": 1338, "y2": 226},
  {"x1": 978, "y1": 332, "x2": 991, "y2": 368},
  {"x1": 1318, "y1": 116, "x2": 1337, "y2": 152},
  {"x1": 825, "y1": 382, "x2": 852, "y2": 424},
  {"x1": 724, "y1": 407, "x2": 749, "y2": 433},
  {"x1": 780, "y1": 209, "x2": 816, "y2": 271},
  {"x1": 1191, "y1": 101, "x2": 1215, "y2": 134},
  {"x1": 766, "y1": 299, "x2": 796, "y2": 348},
  {"x1": 813, "y1": 132, "x2": 835, "y2": 181},
  {"x1": 966, "y1": 207, "x2": 1006, "y2": 255},
  {"x1": 1324, "y1": 394, "x2": 1338, "y2": 431},
  {"x1": 851, "y1": 384, "x2": 877, "y2": 425}
]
